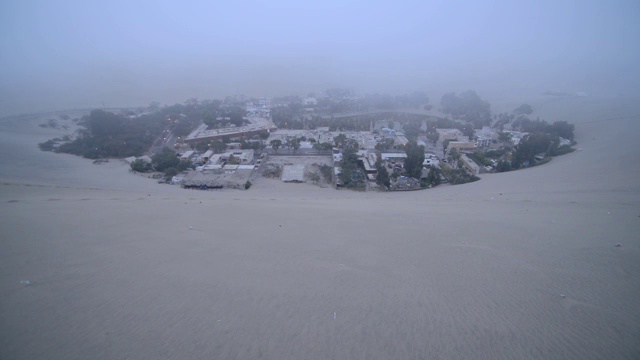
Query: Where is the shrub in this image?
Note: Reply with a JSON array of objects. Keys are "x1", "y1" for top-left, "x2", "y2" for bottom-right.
[{"x1": 130, "y1": 159, "x2": 152, "y2": 172}]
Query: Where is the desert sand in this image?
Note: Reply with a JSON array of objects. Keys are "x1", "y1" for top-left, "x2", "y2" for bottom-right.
[{"x1": 1, "y1": 96, "x2": 639, "y2": 359}]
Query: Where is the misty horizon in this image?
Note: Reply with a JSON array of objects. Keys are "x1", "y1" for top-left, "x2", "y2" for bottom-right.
[{"x1": 1, "y1": 0, "x2": 639, "y2": 116}]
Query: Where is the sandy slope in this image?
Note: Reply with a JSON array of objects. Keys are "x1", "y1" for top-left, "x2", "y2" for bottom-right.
[{"x1": 1, "y1": 97, "x2": 639, "y2": 360}]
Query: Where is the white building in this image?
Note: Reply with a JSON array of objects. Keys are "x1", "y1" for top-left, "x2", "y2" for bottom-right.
[{"x1": 460, "y1": 154, "x2": 481, "y2": 175}]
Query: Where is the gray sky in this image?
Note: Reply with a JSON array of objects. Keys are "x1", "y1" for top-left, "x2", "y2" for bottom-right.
[{"x1": 1, "y1": 0, "x2": 639, "y2": 115}]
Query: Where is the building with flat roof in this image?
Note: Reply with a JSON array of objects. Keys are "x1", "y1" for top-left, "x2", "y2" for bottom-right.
[
  {"x1": 474, "y1": 136, "x2": 492, "y2": 147},
  {"x1": 381, "y1": 153, "x2": 407, "y2": 161},
  {"x1": 185, "y1": 116, "x2": 276, "y2": 144},
  {"x1": 448, "y1": 141, "x2": 476, "y2": 152},
  {"x1": 460, "y1": 154, "x2": 481, "y2": 175}
]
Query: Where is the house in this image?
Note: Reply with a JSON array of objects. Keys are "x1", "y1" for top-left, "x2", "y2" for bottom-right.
[
  {"x1": 474, "y1": 136, "x2": 492, "y2": 147},
  {"x1": 448, "y1": 141, "x2": 476, "y2": 152},
  {"x1": 460, "y1": 154, "x2": 480, "y2": 175},
  {"x1": 423, "y1": 156, "x2": 440, "y2": 167},
  {"x1": 220, "y1": 149, "x2": 254, "y2": 164},
  {"x1": 380, "y1": 153, "x2": 407, "y2": 161}
]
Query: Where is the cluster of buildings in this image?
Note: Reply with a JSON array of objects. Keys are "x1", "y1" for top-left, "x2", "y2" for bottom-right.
[
  {"x1": 172, "y1": 149, "x2": 258, "y2": 189},
  {"x1": 161, "y1": 98, "x2": 542, "y2": 190}
]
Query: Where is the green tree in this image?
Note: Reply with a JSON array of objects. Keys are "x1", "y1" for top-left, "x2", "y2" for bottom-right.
[
  {"x1": 403, "y1": 122, "x2": 421, "y2": 141},
  {"x1": 210, "y1": 140, "x2": 227, "y2": 153},
  {"x1": 443, "y1": 139, "x2": 450, "y2": 152},
  {"x1": 461, "y1": 123, "x2": 474, "y2": 139},
  {"x1": 440, "y1": 91, "x2": 491, "y2": 127},
  {"x1": 130, "y1": 158, "x2": 152, "y2": 172},
  {"x1": 319, "y1": 164, "x2": 333, "y2": 182},
  {"x1": 333, "y1": 133, "x2": 347, "y2": 148},
  {"x1": 195, "y1": 142, "x2": 209, "y2": 152},
  {"x1": 449, "y1": 148, "x2": 461, "y2": 164},
  {"x1": 496, "y1": 160, "x2": 512, "y2": 172},
  {"x1": 152, "y1": 148, "x2": 181, "y2": 172},
  {"x1": 512, "y1": 133, "x2": 555, "y2": 167},
  {"x1": 164, "y1": 167, "x2": 179, "y2": 181},
  {"x1": 289, "y1": 139, "x2": 301, "y2": 153},
  {"x1": 426, "y1": 131, "x2": 439, "y2": 145},
  {"x1": 309, "y1": 173, "x2": 320, "y2": 184},
  {"x1": 227, "y1": 154, "x2": 239, "y2": 165},
  {"x1": 375, "y1": 138, "x2": 395, "y2": 151},
  {"x1": 404, "y1": 140, "x2": 425, "y2": 179},
  {"x1": 270, "y1": 139, "x2": 282, "y2": 153},
  {"x1": 498, "y1": 132, "x2": 512, "y2": 143},
  {"x1": 550, "y1": 121, "x2": 575, "y2": 141},
  {"x1": 339, "y1": 146, "x2": 361, "y2": 187},
  {"x1": 313, "y1": 142, "x2": 333, "y2": 151},
  {"x1": 375, "y1": 153, "x2": 390, "y2": 189},
  {"x1": 426, "y1": 167, "x2": 441, "y2": 187},
  {"x1": 202, "y1": 110, "x2": 219, "y2": 128}
]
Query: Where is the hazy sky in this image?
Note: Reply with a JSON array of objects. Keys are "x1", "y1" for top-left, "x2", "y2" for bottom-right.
[{"x1": 1, "y1": 0, "x2": 639, "y2": 114}]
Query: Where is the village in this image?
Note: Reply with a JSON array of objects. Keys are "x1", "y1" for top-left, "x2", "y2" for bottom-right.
[{"x1": 122, "y1": 94, "x2": 574, "y2": 191}]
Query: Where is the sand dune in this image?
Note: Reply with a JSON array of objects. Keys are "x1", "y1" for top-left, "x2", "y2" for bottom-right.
[{"x1": 1, "y1": 96, "x2": 639, "y2": 359}]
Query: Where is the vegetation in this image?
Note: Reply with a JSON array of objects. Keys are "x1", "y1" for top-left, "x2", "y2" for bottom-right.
[
  {"x1": 513, "y1": 104, "x2": 533, "y2": 115},
  {"x1": 375, "y1": 153, "x2": 390, "y2": 189},
  {"x1": 374, "y1": 138, "x2": 395, "y2": 151},
  {"x1": 270, "y1": 139, "x2": 282, "y2": 153},
  {"x1": 440, "y1": 91, "x2": 491, "y2": 128},
  {"x1": 40, "y1": 98, "x2": 255, "y2": 159},
  {"x1": 338, "y1": 143, "x2": 364, "y2": 189},
  {"x1": 333, "y1": 133, "x2": 347, "y2": 148},
  {"x1": 425, "y1": 167, "x2": 442, "y2": 187},
  {"x1": 512, "y1": 118, "x2": 575, "y2": 141},
  {"x1": 495, "y1": 160, "x2": 512, "y2": 172},
  {"x1": 313, "y1": 142, "x2": 334, "y2": 151},
  {"x1": 554, "y1": 145, "x2": 575, "y2": 156},
  {"x1": 511, "y1": 133, "x2": 559, "y2": 168},
  {"x1": 319, "y1": 164, "x2": 333, "y2": 183},
  {"x1": 442, "y1": 166, "x2": 480, "y2": 185},
  {"x1": 130, "y1": 158, "x2": 152, "y2": 172},
  {"x1": 244, "y1": 181, "x2": 252, "y2": 190},
  {"x1": 210, "y1": 140, "x2": 227, "y2": 153},
  {"x1": 150, "y1": 148, "x2": 193, "y2": 180},
  {"x1": 498, "y1": 132, "x2": 512, "y2": 143},
  {"x1": 309, "y1": 173, "x2": 321, "y2": 184},
  {"x1": 466, "y1": 152, "x2": 492, "y2": 167},
  {"x1": 448, "y1": 148, "x2": 461, "y2": 164},
  {"x1": 403, "y1": 140, "x2": 425, "y2": 179},
  {"x1": 402, "y1": 121, "x2": 421, "y2": 141},
  {"x1": 48, "y1": 110, "x2": 162, "y2": 158},
  {"x1": 426, "y1": 131, "x2": 439, "y2": 145},
  {"x1": 287, "y1": 138, "x2": 301, "y2": 153}
]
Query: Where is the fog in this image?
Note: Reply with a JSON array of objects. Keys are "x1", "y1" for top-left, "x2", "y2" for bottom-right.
[{"x1": 1, "y1": 0, "x2": 639, "y2": 115}]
